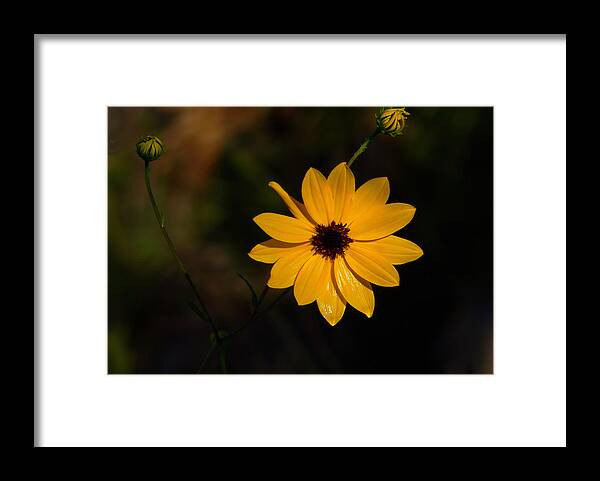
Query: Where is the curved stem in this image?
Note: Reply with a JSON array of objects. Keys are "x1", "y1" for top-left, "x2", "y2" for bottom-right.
[
  {"x1": 347, "y1": 128, "x2": 380, "y2": 168},
  {"x1": 143, "y1": 162, "x2": 219, "y2": 336},
  {"x1": 218, "y1": 345, "x2": 229, "y2": 374},
  {"x1": 197, "y1": 342, "x2": 217, "y2": 374}
]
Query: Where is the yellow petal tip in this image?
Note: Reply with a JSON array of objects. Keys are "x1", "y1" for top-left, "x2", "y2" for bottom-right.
[
  {"x1": 267, "y1": 278, "x2": 290, "y2": 289},
  {"x1": 247, "y1": 251, "x2": 264, "y2": 262}
]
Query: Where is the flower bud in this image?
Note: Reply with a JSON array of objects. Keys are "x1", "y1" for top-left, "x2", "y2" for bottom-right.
[
  {"x1": 376, "y1": 107, "x2": 410, "y2": 137},
  {"x1": 136, "y1": 135, "x2": 165, "y2": 162}
]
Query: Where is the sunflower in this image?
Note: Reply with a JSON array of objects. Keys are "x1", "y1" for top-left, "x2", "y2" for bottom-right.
[{"x1": 249, "y1": 162, "x2": 423, "y2": 326}]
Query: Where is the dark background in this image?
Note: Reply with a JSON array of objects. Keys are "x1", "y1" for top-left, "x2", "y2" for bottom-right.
[{"x1": 108, "y1": 107, "x2": 493, "y2": 374}]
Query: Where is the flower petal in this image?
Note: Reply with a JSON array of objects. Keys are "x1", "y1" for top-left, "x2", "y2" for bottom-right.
[
  {"x1": 349, "y1": 203, "x2": 415, "y2": 241},
  {"x1": 268, "y1": 181, "x2": 315, "y2": 226},
  {"x1": 253, "y1": 213, "x2": 314, "y2": 243},
  {"x1": 344, "y1": 243, "x2": 399, "y2": 287},
  {"x1": 354, "y1": 236, "x2": 423, "y2": 265},
  {"x1": 333, "y1": 256, "x2": 374, "y2": 318},
  {"x1": 248, "y1": 239, "x2": 310, "y2": 264},
  {"x1": 294, "y1": 254, "x2": 330, "y2": 306},
  {"x1": 301, "y1": 167, "x2": 334, "y2": 226},
  {"x1": 346, "y1": 177, "x2": 390, "y2": 223},
  {"x1": 317, "y1": 265, "x2": 347, "y2": 326},
  {"x1": 326, "y1": 162, "x2": 355, "y2": 223},
  {"x1": 267, "y1": 246, "x2": 314, "y2": 289}
]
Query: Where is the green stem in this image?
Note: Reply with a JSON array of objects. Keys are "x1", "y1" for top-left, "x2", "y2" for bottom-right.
[
  {"x1": 143, "y1": 162, "x2": 219, "y2": 337},
  {"x1": 346, "y1": 128, "x2": 380, "y2": 168},
  {"x1": 218, "y1": 345, "x2": 229, "y2": 374},
  {"x1": 196, "y1": 342, "x2": 217, "y2": 374}
]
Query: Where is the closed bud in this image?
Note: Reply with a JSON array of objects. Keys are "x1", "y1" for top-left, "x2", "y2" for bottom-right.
[
  {"x1": 376, "y1": 107, "x2": 410, "y2": 137},
  {"x1": 136, "y1": 135, "x2": 165, "y2": 162}
]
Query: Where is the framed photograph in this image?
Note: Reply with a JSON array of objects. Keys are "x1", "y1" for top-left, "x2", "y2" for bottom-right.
[{"x1": 35, "y1": 35, "x2": 566, "y2": 447}]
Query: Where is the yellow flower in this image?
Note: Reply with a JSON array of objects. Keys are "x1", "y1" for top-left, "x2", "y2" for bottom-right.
[
  {"x1": 376, "y1": 107, "x2": 410, "y2": 137},
  {"x1": 249, "y1": 163, "x2": 423, "y2": 326}
]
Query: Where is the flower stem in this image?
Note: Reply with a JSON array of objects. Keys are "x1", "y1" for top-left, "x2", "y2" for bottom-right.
[
  {"x1": 143, "y1": 161, "x2": 219, "y2": 337},
  {"x1": 196, "y1": 342, "x2": 217, "y2": 374},
  {"x1": 346, "y1": 128, "x2": 380, "y2": 168},
  {"x1": 218, "y1": 346, "x2": 229, "y2": 374}
]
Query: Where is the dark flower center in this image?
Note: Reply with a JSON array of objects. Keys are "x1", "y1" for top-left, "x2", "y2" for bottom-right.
[{"x1": 310, "y1": 221, "x2": 353, "y2": 260}]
